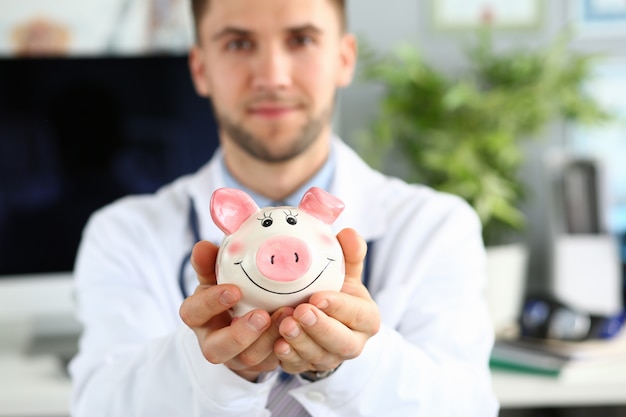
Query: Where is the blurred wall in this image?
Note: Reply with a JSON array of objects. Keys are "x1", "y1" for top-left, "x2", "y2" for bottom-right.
[{"x1": 339, "y1": 0, "x2": 626, "y2": 294}]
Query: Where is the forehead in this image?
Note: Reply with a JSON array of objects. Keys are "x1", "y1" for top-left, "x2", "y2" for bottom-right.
[{"x1": 201, "y1": 0, "x2": 341, "y2": 35}]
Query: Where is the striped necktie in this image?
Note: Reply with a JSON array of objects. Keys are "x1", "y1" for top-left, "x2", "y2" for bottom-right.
[{"x1": 267, "y1": 373, "x2": 310, "y2": 416}]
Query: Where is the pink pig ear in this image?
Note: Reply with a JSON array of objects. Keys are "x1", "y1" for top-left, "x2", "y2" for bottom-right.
[
  {"x1": 210, "y1": 188, "x2": 259, "y2": 235},
  {"x1": 298, "y1": 187, "x2": 344, "y2": 225}
]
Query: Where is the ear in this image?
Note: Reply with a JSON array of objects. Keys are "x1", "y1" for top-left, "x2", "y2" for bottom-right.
[
  {"x1": 336, "y1": 33, "x2": 357, "y2": 88},
  {"x1": 298, "y1": 187, "x2": 344, "y2": 225},
  {"x1": 188, "y1": 45, "x2": 212, "y2": 98},
  {"x1": 210, "y1": 188, "x2": 259, "y2": 235}
]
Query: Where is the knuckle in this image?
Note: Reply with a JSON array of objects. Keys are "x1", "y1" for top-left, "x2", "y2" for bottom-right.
[
  {"x1": 356, "y1": 303, "x2": 380, "y2": 335},
  {"x1": 178, "y1": 304, "x2": 191, "y2": 324},
  {"x1": 179, "y1": 300, "x2": 199, "y2": 327},
  {"x1": 237, "y1": 350, "x2": 259, "y2": 368},
  {"x1": 202, "y1": 292, "x2": 222, "y2": 316},
  {"x1": 308, "y1": 353, "x2": 326, "y2": 367},
  {"x1": 280, "y1": 355, "x2": 306, "y2": 370},
  {"x1": 280, "y1": 364, "x2": 296, "y2": 374},
  {"x1": 339, "y1": 340, "x2": 363, "y2": 359},
  {"x1": 230, "y1": 327, "x2": 251, "y2": 349},
  {"x1": 201, "y1": 345, "x2": 222, "y2": 364}
]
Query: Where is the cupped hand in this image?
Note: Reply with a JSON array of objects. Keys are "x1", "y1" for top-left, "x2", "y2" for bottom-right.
[
  {"x1": 179, "y1": 240, "x2": 286, "y2": 381},
  {"x1": 273, "y1": 228, "x2": 381, "y2": 375}
]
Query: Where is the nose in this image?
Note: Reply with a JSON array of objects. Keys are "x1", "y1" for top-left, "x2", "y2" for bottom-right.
[
  {"x1": 251, "y1": 44, "x2": 291, "y2": 91},
  {"x1": 256, "y1": 236, "x2": 312, "y2": 282}
]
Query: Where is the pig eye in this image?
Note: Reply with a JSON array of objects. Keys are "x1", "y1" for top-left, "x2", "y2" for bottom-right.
[
  {"x1": 259, "y1": 213, "x2": 273, "y2": 227},
  {"x1": 283, "y1": 210, "x2": 298, "y2": 225}
]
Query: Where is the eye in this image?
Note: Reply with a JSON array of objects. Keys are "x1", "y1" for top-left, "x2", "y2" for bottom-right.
[
  {"x1": 226, "y1": 38, "x2": 254, "y2": 52},
  {"x1": 284, "y1": 210, "x2": 298, "y2": 225},
  {"x1": 287, "y1": 34, "x2": 314, "y2": 49},
  {"x1": 258, "y1": 213, "x2": 273, "y2": 227}
]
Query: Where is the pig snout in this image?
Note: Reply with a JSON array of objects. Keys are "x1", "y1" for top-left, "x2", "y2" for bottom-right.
[{"x1": 255, "y1": 236, "x2": 312, "y2": 282}]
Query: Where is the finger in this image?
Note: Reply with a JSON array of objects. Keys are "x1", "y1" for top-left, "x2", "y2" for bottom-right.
[
  {"x1": 276, "y1": 315, "x2": 327, "y2": 372},
  {"x1": 228, "y1": 352, "x2": 280, "y2": 375},
  {"x1": 309, "y1": 228, "x2": 370, "y2": 306},
  {"x1": 293, "y1": 304, "x2": 364, "y2": 360},
  {"x1": 191, "y1": 240, "x2": 219, "y2": 286},
  {"x1": 179, "y1": 284, "x2": 241, "y2": 327},
  {"x1": 336, "y1": 228, "x2": 367, "y2": 286},
  {"x1": 309, "y1": 289, "x2": 381, "y2": 336},
  {"x1": 274, "y1": 337, "x2": 308, "y2": 373},
  {"x1": 202, "y1": 309, "x2": 271, "y2": 364},
  {"x1": 228, "y1": 307, "x2": 292, "y2": 370}
]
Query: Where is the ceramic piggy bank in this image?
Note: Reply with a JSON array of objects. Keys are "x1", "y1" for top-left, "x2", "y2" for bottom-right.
[{"x1": 210, "y1": 187, "x2": 346, "y2": 317}]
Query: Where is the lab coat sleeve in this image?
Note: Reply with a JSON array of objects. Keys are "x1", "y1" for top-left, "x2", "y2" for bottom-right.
[
  {"x1": 290, "y1": 195, "x2": 499, "y2": 416},
  {"x1": 68, "y1": 203, "x2": 276, "y2": 417}
]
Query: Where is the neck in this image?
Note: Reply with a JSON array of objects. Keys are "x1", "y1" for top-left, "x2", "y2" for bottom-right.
[{"x1": 221, "y1": 131, "x2": 332, "y2": 202}]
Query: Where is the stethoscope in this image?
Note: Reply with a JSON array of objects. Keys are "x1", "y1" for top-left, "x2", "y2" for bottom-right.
[
  {"x1": 178, "y1": 197, "x2": 373, "y2": 300},
  {"x1": 178, "y1": 199, "x2": 202, "y2": 299}
]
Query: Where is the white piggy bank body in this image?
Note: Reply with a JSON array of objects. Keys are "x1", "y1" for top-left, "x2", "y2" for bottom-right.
[{"x1": 210, "y1": 187, "x2": 346, "y2": 317}]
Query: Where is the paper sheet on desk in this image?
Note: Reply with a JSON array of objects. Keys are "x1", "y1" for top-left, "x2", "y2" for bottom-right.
[
  {"x1": 491, "y1": 329, "x2": 626, "y2": 382},
  {"x1": 553, "y1": 235, "x2": 623, "y2": 316}
]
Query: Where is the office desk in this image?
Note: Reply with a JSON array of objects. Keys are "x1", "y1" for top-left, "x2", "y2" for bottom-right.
[
  {"x1": 492, "y1": 326, "x2": 626, "y2": 409},
  {"x1": 0, "y1": 352, "x2": 626, "y2": 417},
  {"x1": 0, "y1": 354, "x2": 71, "y2": 417},
  {"x1": 2, "y1": 353, "x2": 626, "y2": 416},
  {"x1": 493, "y1": 367, "x2": 626, "y2": 409}
]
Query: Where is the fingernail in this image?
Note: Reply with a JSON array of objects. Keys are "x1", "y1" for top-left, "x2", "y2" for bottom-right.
[
  {"x1": 315, "y1": 299, "x2": 329, "y2": 310},
  {"x1": 219, "y1": 290, "x2": 237, "y2": 306},
  {"x1": 284, "y1": 322, "x2": 301, "y2": 338},
  {"x1": 276, "y1": 310, "x2": 290, "y2": 326},
  {"x1": 299, "y1": 309, "x2": 317, "y2": 327},
  {"x1": 247, "y1": 312, "x2": 268, "y2": 332},
  {"x1": 277, "y1": 345, "x2": 291, "y2": 356}
]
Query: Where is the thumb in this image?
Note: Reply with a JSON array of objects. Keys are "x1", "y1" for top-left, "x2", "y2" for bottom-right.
[
  {"x1": 191, "y1": 240, "x2": 219, "y2": 286},
  {"x1": 336, "y1": 228, "x2": 367, "y2": 286}
]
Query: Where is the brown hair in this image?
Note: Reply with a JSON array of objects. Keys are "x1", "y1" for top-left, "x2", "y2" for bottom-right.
[{"x1": 190, "y1": 0, "x2": 347, "y2": 37}]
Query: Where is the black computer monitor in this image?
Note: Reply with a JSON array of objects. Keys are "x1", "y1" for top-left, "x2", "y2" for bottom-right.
[{"x1": 0, "y1": 54, "x2": 220, "y2": 278}]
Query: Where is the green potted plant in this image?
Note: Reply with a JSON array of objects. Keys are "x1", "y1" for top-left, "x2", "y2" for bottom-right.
[{"x1": 355, "y1": 29, "x2": 612, "y2": 246}]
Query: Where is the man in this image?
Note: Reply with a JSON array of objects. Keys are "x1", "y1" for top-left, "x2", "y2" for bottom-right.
[{"x1": 68, "y1": 0, "x2": 499, "y2": 415}]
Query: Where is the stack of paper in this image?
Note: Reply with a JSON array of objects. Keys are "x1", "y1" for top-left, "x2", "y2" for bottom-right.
[{"x1": 490, "y1": 329, "x2": 626, "y2": 381}]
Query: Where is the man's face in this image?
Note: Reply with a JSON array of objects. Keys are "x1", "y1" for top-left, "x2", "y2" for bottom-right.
[{"x1": 190, "y1": 0, "x2": 356, "y2": 163}]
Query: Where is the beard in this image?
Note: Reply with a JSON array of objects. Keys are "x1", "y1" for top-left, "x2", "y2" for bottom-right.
[{"x1": 215, "y1": 95, "x2": 334, "y2": 164}]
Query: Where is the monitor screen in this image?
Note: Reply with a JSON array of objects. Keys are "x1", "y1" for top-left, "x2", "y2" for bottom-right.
[{"x1": 0, "y1": 55, "x2": 220, "y2": 277}]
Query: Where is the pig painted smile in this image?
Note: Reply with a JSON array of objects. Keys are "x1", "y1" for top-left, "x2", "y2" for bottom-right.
[{"x1": 234, "y1": 257, "x2": 336, "y2": 295}]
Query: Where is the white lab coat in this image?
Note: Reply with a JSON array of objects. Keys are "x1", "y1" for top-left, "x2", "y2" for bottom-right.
[{"x1": 69, "y1": 137, "x2": 499, "y2": 416}]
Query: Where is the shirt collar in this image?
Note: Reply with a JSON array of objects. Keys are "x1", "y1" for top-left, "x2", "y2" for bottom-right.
[{"x1": 220, "y1": 145, "x2": 337, "y2": 208}]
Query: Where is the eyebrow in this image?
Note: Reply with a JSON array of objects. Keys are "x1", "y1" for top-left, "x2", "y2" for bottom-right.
[
  {"x1": 211, "y1": 24, "x2": 323, "y2": 42},
  {"x1": 212, "y1": 27, "x2": 250, "y2": 41}
]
